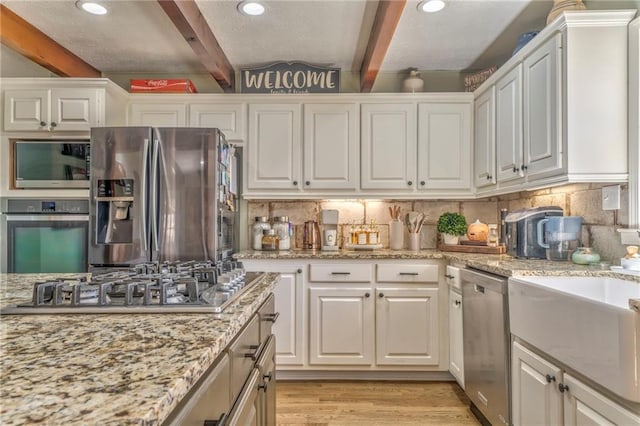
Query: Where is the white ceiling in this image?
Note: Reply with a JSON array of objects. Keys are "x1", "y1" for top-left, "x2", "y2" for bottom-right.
[{"x1": 2, "y1": 0, "x2": 639, "y2": 88}]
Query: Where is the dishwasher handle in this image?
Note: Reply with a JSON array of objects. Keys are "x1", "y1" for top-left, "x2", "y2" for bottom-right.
[{"x1": 474, "y1": 284, "x2": 485, "y2": 294}]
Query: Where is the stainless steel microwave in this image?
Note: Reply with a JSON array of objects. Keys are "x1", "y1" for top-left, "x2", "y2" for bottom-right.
[{"x1": 12, "y1": 139, "x2": 90, "y2": 189}]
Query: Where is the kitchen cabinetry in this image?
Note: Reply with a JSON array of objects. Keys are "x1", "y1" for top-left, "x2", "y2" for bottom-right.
[
  {"x1": 4, "y1": 88, "x2": 102, "y2": 132},
  {"x1": 417, "y1": 102, "x2": 472, "y2": 191},
  {"x1": 512, "y1": 341, "x2": 640, "y2": 426},
  {"x1": 128, "y1": 102, "x2": 186, "y2": 127},
  {"x1": 361, "y1": 103, "x2": 416, "y2": 190},
  {"x1": 474, "y1": 87, "x2": 496, "y2": 190},
  {"x1": 189, "y1": 102, "x2": 246, "y2": 141},
  {"x1": 303, "y1": 103, "x2": 358, "y2": 190},
  {"x1": 473, "y1": 10, "x2": 633, "y2": 195},
  {"x1": 246, "y1": 103, "x2": 302, "y2": 190}
]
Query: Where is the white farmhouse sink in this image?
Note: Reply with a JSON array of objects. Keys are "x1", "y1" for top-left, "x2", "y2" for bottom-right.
[{"x1": 509, "y1": 276, "x2": 640, "y2": 403}]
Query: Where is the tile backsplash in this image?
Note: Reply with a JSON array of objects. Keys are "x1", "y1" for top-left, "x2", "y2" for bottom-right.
[{"x1": 246, "y1": 183, "x2": 629, "y2": 263}]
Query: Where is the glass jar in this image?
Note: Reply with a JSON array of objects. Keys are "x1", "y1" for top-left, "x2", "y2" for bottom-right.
[
  {"x1": 261, "y1": 229, "x2": 279, "y2": 251},
  {"x1": 487, "y1": 224, "x2": 499, "y2": 247},
  {"x1": 272, "y1": 216, "x2": 291, "y2": 250},
  {"x1": 367, "y1": 221, "x2": 379, "y2": 244},
  {"x1": 252, "y1": 216, "x2": 271, "y2": 250}
]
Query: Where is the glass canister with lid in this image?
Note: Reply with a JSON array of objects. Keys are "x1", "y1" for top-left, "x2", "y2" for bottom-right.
[
  {"x1": 252, "y1": 216, "x2": 271, "y2": 250},
  {"x1": 272, "y1": 216, "x2": 291, "y2": 250},
  {"x1": 261, "y1": 229, "x2": 280, "y2": 251}
]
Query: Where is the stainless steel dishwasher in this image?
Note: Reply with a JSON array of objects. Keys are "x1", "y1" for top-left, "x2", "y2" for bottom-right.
[{"x1": 461, "y1": 268, "x2": 510, "y2": 426}]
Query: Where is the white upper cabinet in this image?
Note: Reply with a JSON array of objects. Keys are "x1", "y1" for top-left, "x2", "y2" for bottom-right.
[
  {"x1": 417, "y1": 102, "x2": 472, "y2": 191},
  {"x1": 246, "y1": 103, "x2": 302, "y2": 190},
  {"x1": 361, "y1": 103, "x2": 417, "y2": 190},
  {"x1": 128, "y1": 102, "x2": 187, "y2": 127},
  {"x1": 496, "y1": 64, "x2": 524, "y2": 185},
  {"x1": 4, "y1": 87, "x2": 102, "y2": 132},
  {"x1": 523, "y1": 34, "x2": 561, "y2": 180},
  {"x1": 474, "y1": 87, "x2": 496, "y2": 189},
  {"x1": 189, "y1": 102, "x2": 246, "y2": 141},
  {"x1": 303, "y1": 103, "x2": 358, "y2": 190}
]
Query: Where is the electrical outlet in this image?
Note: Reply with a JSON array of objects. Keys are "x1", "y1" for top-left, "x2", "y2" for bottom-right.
[{"x1": 602, "y1": 185, "x2": 621, "y2": 210}]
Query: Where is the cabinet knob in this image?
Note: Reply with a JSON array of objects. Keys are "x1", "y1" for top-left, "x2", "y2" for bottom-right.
[
  {"x1": 512, "y1": 167, "x2": 519, "y2": 173},
  {"x1": 558, "y1": 383, "x2": 569, "y2": 393},
  {"x1": 545, "y1": 374, "x2": 556, "y2": 383},
  {"x1": 420, "y1": 181, "x2": 426, "y2": 186},
  {"x1": 50, "y1": 122, "x2": 57, "y2": 128},
  {"x1": 297, "y1": 268, "x2": 302, "y2": 274},
  {"x1": 407, "y1": 181, "x2": 413, "y2": 186},
  {"x1": 378, "y1": 293, "x2": 384, "y2": 298},
  {"x1": 365, "y1": 292, "x2": 370, "y2": 298},
  {"x1": 39, "y1": 121, "x2": 47, "y2": 127},
  {"x1": 293, "y1": 181, "x2": 298, "y2": 186},
  {"x1": 305, "y1": 181, "x2": 310, "y2": 186},
  {"x1": 488, "y1": 175, "x2": 493, "y2": 180},
  {"x1": 454, "y1": 300, "x2": 461, "y2": 306},
  {"x1": 522, "y1": 165, "x2": 528, "y2": 171}
]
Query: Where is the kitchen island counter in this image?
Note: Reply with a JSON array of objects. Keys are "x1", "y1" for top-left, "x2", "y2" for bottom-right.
[
  {"x1": 0, "y1": 272, "x2": 278, "y2": 426},
  {"x1": 234, "y1": 249, "x2": 640, "y2": 282}
]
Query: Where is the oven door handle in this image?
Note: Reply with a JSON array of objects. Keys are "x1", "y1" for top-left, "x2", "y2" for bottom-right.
[{"x1": 5, "y1": 215, "x2": 89, "y2": 221}]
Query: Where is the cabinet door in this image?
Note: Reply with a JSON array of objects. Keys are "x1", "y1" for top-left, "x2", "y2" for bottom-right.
[
  {"x1": 273, "y1": 271, "x2": 304, "y2": 365},
  {"x1": 303, "y1": 103, "x2": 358, "y2": 190},
  {"x1": 474, "y1": 87, "x2": 496, "y2": 188},
  {"x1": 523, "y1": 34, "x2": 562, "y2": 179},
  {"x1": 309, "y1": 287, "x2": 374, "y2": 365},
  {"x1": 3, "y1": 89, "x2": 49, "y2": 131},
  {"x1": 361, "y1": 103, "x2": 416, "y2": 190},
  {"x1": 189, "y1": 103, "x2": 246, "y2": 141},
  {"x1": 448, "y1": 289, "x2": 464, "y2": 388},
  {"x1": 375, "y1": 287, "x2": 439, "y2": 365},
  {"x1": 50, "y1": 88, "x2": 100, "y2": 131},
  {"x1": 129, "y1": 103, "x2": 187, "y2": 126},
  {"x1": 496, "y1": 65, "x2": 524, "y2": 184},
  {"x1": 511, "y1": 341, "x2": 563, "y2": 426},
  {"x1": 247, "y1": 103, "x2": 302, "y2": 190},
  {"x1": 417, "y1": 102, "x2": 472, "y2": 190},
  {"x1": 563, "y1": 374, "x2": 640, "y2": 426}
]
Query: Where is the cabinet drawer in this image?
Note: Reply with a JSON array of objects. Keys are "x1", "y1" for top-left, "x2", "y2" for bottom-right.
[
  {"x1": 257, "y1": 293, "x2": 276, "y2": 347},
  {"x1": 376, "y1": 264, "x2": 439, "y2": 283},
  {"x1": 228, "y1": 314, "x2": 260, "y2": 400},
  {"x1": 309, "y1": 264, "x2": 372, "y2": 282},
  {"x1": 445, "y1": 265, "x2": 461, "y2": 290}
]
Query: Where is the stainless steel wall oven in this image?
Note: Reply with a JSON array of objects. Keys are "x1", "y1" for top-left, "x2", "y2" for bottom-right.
[{"x1": 1, "y1": 199, "x2": 89, "y2": 273}]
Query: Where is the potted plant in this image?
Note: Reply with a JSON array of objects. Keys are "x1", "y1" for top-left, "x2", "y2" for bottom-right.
[{"x1": 437, "y1": 212, "x2": 467, "y2": 245}]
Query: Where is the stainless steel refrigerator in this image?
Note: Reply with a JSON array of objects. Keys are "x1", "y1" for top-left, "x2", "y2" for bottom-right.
[{"x1": 89, "y1": 127, "x2": 239, "y2": 268}]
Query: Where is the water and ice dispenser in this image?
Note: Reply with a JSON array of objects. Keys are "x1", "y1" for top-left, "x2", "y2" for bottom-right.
[{"x1": 95, "y1": 179, "x2": 134, "y2": 244}]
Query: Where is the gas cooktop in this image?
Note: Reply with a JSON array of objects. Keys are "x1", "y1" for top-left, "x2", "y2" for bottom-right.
[{"x1": 1, "y1": 261, "x2": 266, "y2": 314}]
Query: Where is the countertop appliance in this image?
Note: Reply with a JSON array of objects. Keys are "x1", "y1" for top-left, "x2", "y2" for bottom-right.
[
  {"x1": 89, "y1": 127, "x2": 240, "y2": 269},
  {"x1": 321, "y1": 209, "x2": 339, "y2": 251},
  {"x1": 0, "y1": 198, "x2": 89, "y2": 273},
  {"x1": 504, "y1": 206, "x2": 563, "y2": 259},
  {"x1": 461, "y1": 268, "x2": 510, "y2": 426},
  {"x1": 0, "y1": 260, "x2": 266, "y2": 314}
]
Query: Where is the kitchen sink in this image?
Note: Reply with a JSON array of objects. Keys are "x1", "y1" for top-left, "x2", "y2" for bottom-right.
[{"x1": 509, "y1": 276, "x2": 640, "y2": 403}]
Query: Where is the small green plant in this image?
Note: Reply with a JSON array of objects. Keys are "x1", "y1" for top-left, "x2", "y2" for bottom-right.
[{"x1": 437, "y1": 212, "x2": 467, "y2": 236}]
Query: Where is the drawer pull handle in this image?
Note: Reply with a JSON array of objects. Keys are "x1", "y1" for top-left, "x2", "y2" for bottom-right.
[
  {"x1": 204, "y1": 412, "x2": 227, "y2": 426},
  {"x1": 258, "y1": 382, "x2": 269, "y2": 392},
  {"x1": 244, "y1": 345, "x2": 260, "y2": 361},
  {"x1": 263, "y1": 312, "x2": 280, "y2": 323},
  {"x1": 264, "y1": 372, "x2": 273, "y2": 381},
  {"x1": 445, "y1": 274, "x2": 455, "y2": 279},
  {"x1": 399, "y1": 272, "x2": 419, "y2": 276},
  {"x1": 331, "y1": 272, "x2": 351, "y2": 275}
]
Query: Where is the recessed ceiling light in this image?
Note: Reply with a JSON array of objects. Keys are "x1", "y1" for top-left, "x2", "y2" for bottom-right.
[
  {"x1": 75, "y1": 1, "x2": 108, "y2": 15},
  {"x1": 418, "y1": 0, "x2": 446, "y2": 13},
  {"x1": 237, "y1": 1, "x2": 265, "y2": 16}
]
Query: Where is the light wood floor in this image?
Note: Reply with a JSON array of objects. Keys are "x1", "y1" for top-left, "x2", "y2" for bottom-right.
[{"x1": 276, "y1": 381, "x2": 480, "y2": 425}]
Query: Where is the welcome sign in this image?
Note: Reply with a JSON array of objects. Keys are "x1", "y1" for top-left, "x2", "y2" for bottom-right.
[{"x1": 240, "y1": 61, "x2": 340, "y2": 94}]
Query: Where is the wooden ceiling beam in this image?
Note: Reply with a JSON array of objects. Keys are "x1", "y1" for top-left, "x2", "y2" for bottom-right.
[
  {"x1": 158, "y1": 0, "x2": 235, "y2": 93},
  {"x1": 360, "y1": 0, "x2": 407, "y2": 93},
  {"x1": 0, "y1": 4, "x2": 101, "y2": 77}
]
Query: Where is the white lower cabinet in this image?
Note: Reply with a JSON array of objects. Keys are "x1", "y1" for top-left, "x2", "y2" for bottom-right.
[
  {"x1": 376, "y1": 287, "x2": 439, "y2": 365},
  {"x1": 309, "y1": 287, "x2": 374, "y2": 365},
  {"x1": 512, "y1": 341, "x2": 640, "y2": 426},
  {"x1": 448, "y1": 288, "x2": 464, "y2": 387}
]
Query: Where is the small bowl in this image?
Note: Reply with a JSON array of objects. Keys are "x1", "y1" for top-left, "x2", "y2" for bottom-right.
[{"x1": 621, "y1": 257, "x2": 640, "y2": 271}]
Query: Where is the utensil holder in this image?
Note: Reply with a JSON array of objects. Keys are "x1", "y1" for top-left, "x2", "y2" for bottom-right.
[
  {"x1": 409, "y1": 233, "x2": 420, "y2": 251},
  {"x1": 389, "y1": 220, "x2": 404, "y2": 250}
]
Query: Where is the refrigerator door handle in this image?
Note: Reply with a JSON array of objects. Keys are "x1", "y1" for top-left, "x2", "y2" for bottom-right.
[
  {"x1": 151, "y1": 138, "x2": 160, "y2": 252},
  {"x1": 141, "y1": 138, "x2": 150, "y2": 251}
]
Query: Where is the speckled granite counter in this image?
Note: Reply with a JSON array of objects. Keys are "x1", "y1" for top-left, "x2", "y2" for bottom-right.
[
  {"x1": 0, "y1": 272, "x2": 278, "y2": 426},
  {"x1": 235, "y1": 249, "x2": 640, "y2": 283}
]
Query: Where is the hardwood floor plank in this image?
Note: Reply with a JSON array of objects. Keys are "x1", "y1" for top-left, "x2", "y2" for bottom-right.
[{"x1": 276, "y1": 381, "x2": 480, "y2": 425}]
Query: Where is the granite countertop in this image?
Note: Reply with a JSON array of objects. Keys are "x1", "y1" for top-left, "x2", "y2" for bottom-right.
[
  {"x1": 235, "y1": 249, "x2": 640, "y2": 282},
  {"x1": 0, "y1": 272, "x2": 278, "y2": 426}
]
